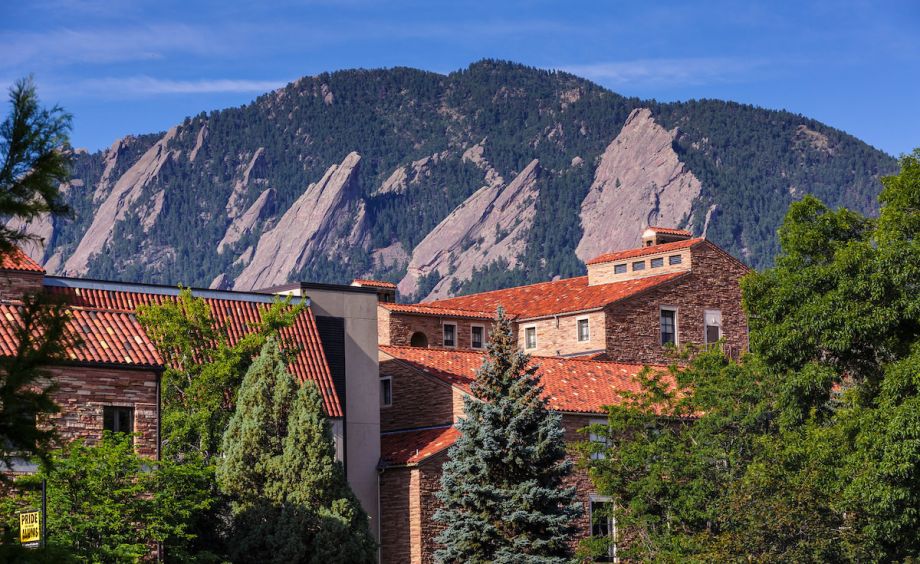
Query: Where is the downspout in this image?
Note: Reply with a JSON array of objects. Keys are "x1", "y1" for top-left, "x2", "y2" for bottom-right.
[
  {"x1": 377, "y1": 462, "x2": 385, "y2": 564},
  {"x1": 156, "y1": 370, "x2": 162, "y2": 461}
]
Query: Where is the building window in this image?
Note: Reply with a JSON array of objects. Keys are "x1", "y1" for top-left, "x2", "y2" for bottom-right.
[
  {"x1": 410, "y1": 332, "x2": 428, "y2": 348},
  {"x1": 524, "y1": 326, "x2": 537, "y2": 350},
  {"x1": 590, "y1": 497, "x2": 617, "y2": 562},
  {"x1": 613, "y1": 263, "x2": 627, "y2": 274},
  {"x1": 103, "y1": 406, "x2": 134, "y2": 435},
  {"x1": 471, "y1": 325, "x2": 485, "y2": 349},
  {"x1": 443, "y1": 323, "x2": 456, "y2": 347},
  {"x1": 380, "y1": 377, "x2": 392, "y2": 407},
  {"x1": 650, "y1": 257, "x2": 664, "y2": 268},
  {"x1": 660, "y1": 308, "x2": 677, "y2": 346},
  {"x1": 705, "y1": 309, "x2": 722, "y2": 345},
  {"x1": 589, "y1": 418, "x2": 607, "y2": 460},
  {"x1": 632, "y1": 261, "x2": 645, "y2": 271},
  {"x1": 668, "y1": 254, "x2": 682, "y2": 265},
  {"x1": 577, "y1": 318, "x2": 590, "y2": 342}
]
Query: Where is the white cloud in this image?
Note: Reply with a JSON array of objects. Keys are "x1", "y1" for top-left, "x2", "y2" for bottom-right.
[
  {"x1": 71, "y1": 76, "x2": 288, "y2": 97},
  {"x1": 562, "y1": 57, "x2": 766, "y2": 87}
]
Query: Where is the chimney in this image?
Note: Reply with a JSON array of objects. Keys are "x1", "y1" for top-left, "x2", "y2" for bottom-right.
[{"x1": 641, "y1": 226, "x2": 693, "y2": 247}]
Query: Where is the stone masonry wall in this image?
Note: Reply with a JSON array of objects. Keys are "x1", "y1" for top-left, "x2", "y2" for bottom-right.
[
  {"x1": 604, "y1": 242, "x2": 749, "y2": 365},
  {"x1": 45, "y1": 365, "x2": 160, "y2": 458},
  {"x1": 0, "y1": 271, "x2": 44, "y2": 300},
  {"x1": 382, "y1": 310, "x2": 495, "y2": 350},
  {"x1": 380, "y1": 467, "x2": 419, "y2": 564},
  {"x1": 380, "y1": 353, "x2": 456, "y2": 432},
  {"x1": 517, "y1": 310, "x2": 606, "y2": 357}
]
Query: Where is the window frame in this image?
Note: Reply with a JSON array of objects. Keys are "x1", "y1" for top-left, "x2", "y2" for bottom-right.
[
  {"x1": 588, "y1": 417, "x2": 607, "y2": 460},
  {"x1": 380, "y1": 376, "x2": 393, "y2": 408},
  {"x1": 576, "y1": 316, "x2": 591, "y2": 343},
  {"x1": 704, "y1": 309, "x2": 722, "y2": 345},
  {"x1": 442, "y1": 322, "x2": 457, "y2": 348},
  {"x1": 659, "y1": 306, "x2": 679, "y2": 347},
  {"x1": 103, "y1": 405, "x2": 134, "y2": 435},
  {"x1": 523, "y1": 325, "x2": 538, "y2": 350},
  {"x1": 631, "y1": 260, "x2": 646, "y2": 271},
  {"x1": 589, "y1": 495, "x2": 617, "y2": 562},
  {"x1": 650, "y1": 256, "x2": 664, "y2": 268},
  {"x1": 470, "y1": 324, "x2": 485, "y2": 349},
  {"x1": 668, "y1": 254, "x2": 683, "y2": 265},
  {"x1": 613, "y1": 263, "x2": 627, "y2": 275}
]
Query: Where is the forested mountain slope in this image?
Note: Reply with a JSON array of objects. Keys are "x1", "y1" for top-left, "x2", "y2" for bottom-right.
[{"x1": 22, "y1": 61, "x2": 896, "y2": 300}]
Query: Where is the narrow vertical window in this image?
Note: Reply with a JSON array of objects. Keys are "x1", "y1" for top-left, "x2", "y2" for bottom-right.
[
  {"x1": 524, "y1": 326, "x2": 537, "y2": 350},
  {"x1": 443, "y1": 323, "x2": 456, "y2": 347},
  {"x1": 705, "y1": 309, "x2": 722, "y2": 345},
  {"x1": 660, "y1": 308, "x2": 677, "y2": 346},
  {"x1": 380, "y1": 377, "x2": 392, "y2": 407},
  {"x1": 471, "y1": 325, "x2": 484, "y2": 349},
  {"x1": 103, "y1": 406, "x2": 134, "y2": 434},
  {"x1": 590, "y1": 498, "x2": 617, "y2": 562},
  {"x1": 589, "y1": 419, "x2": 607, "y2": 460},
  {"x1": 577, "y1": 318, "x2": 590, "y2": 342}
]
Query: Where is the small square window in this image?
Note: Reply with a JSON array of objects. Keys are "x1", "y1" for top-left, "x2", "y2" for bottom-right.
[
  {"x1": 669, "y1": 254, "x2": 682, "y2": 265},
  {"x1": 613, "y1": 264, "x2": 627, "y2": 274},
  {"x1": 632, "y1": 261, "x2": 645, "y2": 271},
  {"x1": 524, "y1": 327, "x2": 537, "y2": 349},
  {"x1": 443, "y1": 323, "x2": 456, "y2": 347},
  {"x1": 650, "y1": 257, "x2": 664, "y2": 268},
  {"x1": 380, "y1": 377, "x2": 392, "y2": 407},
  {"x1": 577, "y1": 318, "x2": 590, "y2": 342},
  {"x1": 471, "y1": 326, "x2": 484, "y2": 349},
  {"x1": 103, "y1": 406, "x2": 134, "y2": 435}
]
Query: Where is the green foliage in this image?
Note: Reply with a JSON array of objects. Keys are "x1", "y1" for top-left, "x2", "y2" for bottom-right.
[
  {"x1": 580, "y1": 149, "x2": 920, "y2": 561},
  {"x1": 0, "y1": 433, "x2": 217, "y2": 563},
  {"x1": 0, "y1": 293, "x2": 71, "y2": 478},
  {"x1": 435, "y1": 309, "x2": 580, "y2": 563},
  {"x1": 216, "y1": 338, "x2": 375, "y2": 564},
  {"x1": 137, "y1": 287, "x2": 304, "y2": 458},
  {"x1": 0, "y1": 76, "x2": 71, "y2": 252}
]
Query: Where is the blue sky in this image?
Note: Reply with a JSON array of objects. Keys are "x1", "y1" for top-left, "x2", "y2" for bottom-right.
[{"x1": 2, "y1": 0, "x2": 917, "y2": 156}]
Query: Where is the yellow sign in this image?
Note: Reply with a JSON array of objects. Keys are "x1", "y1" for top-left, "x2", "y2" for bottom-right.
[{"x1": 19, "y1": 510, "x2": 41, "y2": 546}]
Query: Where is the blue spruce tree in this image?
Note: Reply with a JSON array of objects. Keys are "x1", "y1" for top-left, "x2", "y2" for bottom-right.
[{"x1": 435, "y1": 308, "x2": 580, "y2": 563}]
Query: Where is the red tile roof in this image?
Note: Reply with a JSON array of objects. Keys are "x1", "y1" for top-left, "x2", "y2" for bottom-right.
[
  {"x1": 0, "y1": 247, "x2": 44, "y2": 273},
  {"x1": 380, "y1": 425, "x2": 460, "y2": 466},
  {"x1": 0, "y1": 304, "x2": 163, "y2": 368},
  {"x1": 380, "y1": 345, "x2": 672, "y2": 415},
  {"x1": 423, "y1": 271, "x2": 686, "y2": 320},
  {"x1": 646, "y1": 226, "x2": 693, "y2": 237},
  {"x1": 352, "y1": 279, "x2": 397, "y2": 289},
  {"x1": 380, "y1": 302, "x2": 496, "y2": 320},
  {"x1": 586, "y1": 238, "x2": 704, "y2": 265},
  {"x1": 45, "y1": 282, "x2": 341, "y2": 417}
]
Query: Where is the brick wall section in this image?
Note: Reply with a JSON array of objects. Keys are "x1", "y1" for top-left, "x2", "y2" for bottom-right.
[
  {"x1": 0, "y1": 271, "x2": 44, "y2": 300},
  {"x1": 380, "y1": 353, "x2": 456, "y2": 432},
  {"x1": 44, "y1": 365, "x2": 160, "y2": 458},
  {"x1": 418, "y1": 450, "x2": 450, "y2": 563},
  {"x1": 518, "y1": 310, "x2": 606, "y2": 356},
  {"x1": 562, "y1": 414, "x2": 606, "y2": 551},
  {"x1": 604, "y1": 242, "x2": 749, "y2": 365},
  {"x1": 379, "y1": 467, "x2": 419, "y2": 564},
  {"x1": 382, "y1": 310, "x2": 499, "y2": 351}
]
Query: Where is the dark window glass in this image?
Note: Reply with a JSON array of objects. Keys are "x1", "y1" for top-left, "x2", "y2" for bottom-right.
[
  {"x1": 660, "y1": 309, "x2": 676, "y2": 345},
  {"x1": 380, "y1": 378, "x2": 392, "y2": 407},
  {"x1": 443, "y1": 324, "x2": 456, "y2": 347},
  {"x1": 590, "y1": 500, "x2": 616, "y2": 562},
  {"x1": 650, "y1": 257, "x2": 664, "y2": 268},
  {"x1": 632, "y1": 261, "x2": 646, "y2": 271},
  {"x1": 471, "y1": 326, "x2": 484, "y2": 349},
  {"x1": 525, "y1": 327, "x2": 537, "y2": 349},
  {"x1": 410, "y1": 332, "x2": 428, "y2": 348},
  {"x1": 669, "y1": 254, "x2": 682, "y2": 265},
  {"x1": 578, "y1": 319, "x2": 590, "y2": 342},
  {"x1": 613, "y1": 264, "x2": 627, "y2": 274},
  {"x1": 706, "y1": 325, "x2": 720, "y2": 344},
  {"x1": 103, "y1": 406, "x2": 134, "y2": 434}
]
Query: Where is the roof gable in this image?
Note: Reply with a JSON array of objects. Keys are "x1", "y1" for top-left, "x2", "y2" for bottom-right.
[{"x1": 0, "y1": 247, "x2": 44, "y2": 273}]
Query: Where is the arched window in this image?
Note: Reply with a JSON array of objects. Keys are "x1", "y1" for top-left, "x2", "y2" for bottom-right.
[{"x1": 410, "y1": 332, "x2": 428, "y2": 348}]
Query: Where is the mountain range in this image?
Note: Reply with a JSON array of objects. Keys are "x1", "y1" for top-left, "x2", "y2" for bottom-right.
[{"x1": 19, "y1": 60, "x2": 896, "y2": 301}]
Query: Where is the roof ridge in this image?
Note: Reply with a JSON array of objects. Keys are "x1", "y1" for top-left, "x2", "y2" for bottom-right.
[
  {"x1": 427, "y1": 275, "x2": 589, "y2": 305},
  {"x1": 586, "y1": 237, "x2": 705, "y2": 265},
  {"x1": 380, "y1": 344, "x2": 670, "y2": 368}
]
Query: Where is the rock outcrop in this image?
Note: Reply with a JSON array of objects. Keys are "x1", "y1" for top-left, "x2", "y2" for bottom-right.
[
  {"x1": 575, "y1": 108, "x2": 702, "y2": 260},
  {"x1": 399, "y1": 159, "x2": 541, "y2": 300},
  {"x1": 217, "y1": 188, "x2": 275, "y2": 253},
  {"x1": 62, "y1": 127, "x2": 179, "y2": 276},
  {"x1": 232, "y1": 152, "x2": 366, "y2": 290}
]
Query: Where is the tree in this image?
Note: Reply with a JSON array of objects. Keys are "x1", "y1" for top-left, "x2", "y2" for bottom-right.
[
  {"x1": 0, "y1": 433, "x2": 216, "y2": 562},
  {"x1": 0, "y1": 76, "x2": 71, "y2": 252},
  {"x1": 434, "y1": 308, "x2": 580, "y2": 563},
  {"x1": 216, "y1": 338, "x2": 375, "y2": 564},
  {"x1": 581, "y1": 148, "x2": 920, "y2": 561}
]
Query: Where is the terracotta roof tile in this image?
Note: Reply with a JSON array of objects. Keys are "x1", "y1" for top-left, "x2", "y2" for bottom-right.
[
  {"x1": 0, "y1": 248, "x2": 44, "y2": 273},
  {"x1": 0, "y1": 304, "x2": 163, "y2": 368},
  {"x1": 380, "y1": 345, "x2": 672, "y2": 414},
  {"x1": 352, "y1": 279, "x2": 397, "y2": 289},
  {"x1": 646, "y1": 226, "x2": 693, "y2": 237},
  {"x1": 380, "y1": 425, "x2": 460, "y2": 466},
  {"x1": 423, "y1": 271, "x2": 686, "y2": 320},
  {"x1": 585, "y1": 238, "x2": 704, "y2": 265},
  {"x1": 380, "y1": 302, "x2": 496, "y2": 320},
  {"x1": 45, "y1": 285, "x2": 341, "y2": 417}
]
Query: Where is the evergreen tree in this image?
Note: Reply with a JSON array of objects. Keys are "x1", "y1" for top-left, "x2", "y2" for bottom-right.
[
  {"x1": 216, "y1": 338, "x2": 375, "y2": 564},
  {"x1": 435, "y1": 308, "x2": 580, "y2": 563}
]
